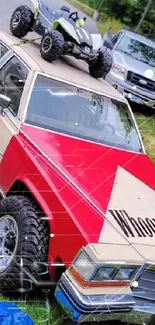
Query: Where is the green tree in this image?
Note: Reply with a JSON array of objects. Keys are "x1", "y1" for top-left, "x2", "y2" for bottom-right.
[{"x1": 135, "y1": 0, "x2": 153, "y2": 31}]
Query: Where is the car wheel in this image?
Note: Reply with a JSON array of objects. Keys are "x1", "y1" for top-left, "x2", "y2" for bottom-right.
[
  {"x1": 0, "y1": 195, "x2": 49, "y2": 292},
  {"x1": 10, "y1": 6, "x2": 34, "y2": 38},
  {"x1": 89, "y1": 50, "x2": 112, "y2": 79},
  {"x1": 40, "y1": 31, "x2": 65, "y2": 62}
]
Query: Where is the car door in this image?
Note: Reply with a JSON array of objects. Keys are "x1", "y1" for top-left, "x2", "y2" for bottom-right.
[{"x1": 0, "y1": 53, "x2": 29, "y2": 162}]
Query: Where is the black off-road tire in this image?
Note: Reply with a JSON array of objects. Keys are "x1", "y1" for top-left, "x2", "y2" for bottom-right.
[
  {"x1": 0, "y1": 195, "x2": 49, "y2": 292},
  {"x1": 10, "y1": 6, "x2": 34, "y2": 38},
  {"x1": 89, "y1": 50, "x2": 112, "y2": 79},
  {"x1": 40, "y1": 31, "x2": 65, "y2": 62}
]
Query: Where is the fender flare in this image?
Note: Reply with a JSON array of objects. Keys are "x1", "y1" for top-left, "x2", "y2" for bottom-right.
[
  {"x1": 52, "y1": 17, "x2": 80, "y2": 43},
  {"x1": 29, "y1": 0, "x2": 39, "y2": 19},
  {"x1": 8, "y1": 176, "x2": 55, "y2": 234}
]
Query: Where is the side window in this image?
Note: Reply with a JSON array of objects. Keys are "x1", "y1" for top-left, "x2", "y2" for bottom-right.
[
  {"x1": 0, "y1": 56, "x2": 28, "y2": 116},
  {"x1": 111, "y1": 33, "x2": 122, "y2": 46},
  {"x1": 0, "y1": 42, "x2": 8, "y2": 59}
]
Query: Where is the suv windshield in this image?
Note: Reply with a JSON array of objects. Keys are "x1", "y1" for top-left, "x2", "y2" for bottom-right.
[
  {"x1": 25, "y1": 74, "x2": 143, "y2": 153},
  {"x1": 116, "y1": 35, "x2": 155, "y2": 67}
]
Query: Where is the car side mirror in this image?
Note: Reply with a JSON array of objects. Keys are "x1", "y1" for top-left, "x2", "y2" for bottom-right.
[
  {"x1": 103, "y1": 39, "x2": 114, "y2": 50},
  {"x1": 0, "y1": 94, "x2": 11, "y2": 116}
]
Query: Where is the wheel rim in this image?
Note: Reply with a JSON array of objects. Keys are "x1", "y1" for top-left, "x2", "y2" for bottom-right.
[
  {"x1": 42, "y1": 36, "x2": 53, "y2": 53},
  {"x1": 0, "y1": 216, "x2": 18, "y2": 273},
  {"x1": 12, "y1": 11, "x2": 21, "y2": 28}
]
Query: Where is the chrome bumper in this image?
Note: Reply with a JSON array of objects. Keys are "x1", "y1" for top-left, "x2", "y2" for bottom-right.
[{"x1": 55, "y1": 273, "x2": 155, "y2": 324}]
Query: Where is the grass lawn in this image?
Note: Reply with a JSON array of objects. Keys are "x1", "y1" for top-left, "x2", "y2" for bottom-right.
[
  {"x1": 0, "y1": 293, "x2": 64, "y2": 325},
  {"x1": 134, "y1": 111, "x2": 155, "y2": 163}
]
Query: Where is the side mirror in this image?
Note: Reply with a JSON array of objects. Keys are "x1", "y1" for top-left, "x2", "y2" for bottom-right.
[
  {"x1": 0, "y1": 94, "x2": 11, "y2": 116},
  {"x1": 103, "y1": 39, "x2": 114, "y2": 50}
]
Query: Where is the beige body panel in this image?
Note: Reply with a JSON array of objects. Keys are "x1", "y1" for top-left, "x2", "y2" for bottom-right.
[
  {"x1": 0, "y1": 114, "x2": 20, "y2": 162},
  {"x1": 99, "y1": 166, "x2": 155, "y2": 244},
  {"x1": 0, "y1": 30, "x2": 126, "y2": 102},
  {"x1": 87, "y1": 243, "x2": 144, "y2": 264},
  {"x1": 133, "y1": 245, "x2": 155, "y2": 263},
  {"x1": 66, "y1": 270, "x2": 132, "y2": 296},
  {"x1": 0, "y1": 42, "x2": 35, "y2": 160},
  {"x1": 92, "y1": 166, "x2": 155, "y2": 262},
  {"x1": 0, "y1": 30, "x2": 41, "y2": 72}
]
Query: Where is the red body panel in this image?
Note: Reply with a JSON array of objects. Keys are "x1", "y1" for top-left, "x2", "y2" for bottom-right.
[
  {"x1": 0, "y1": 124, "x2": 155, "y2": 272},
  {"x1": 22, "y1": 124, "x2": 155, "y2": 200}
]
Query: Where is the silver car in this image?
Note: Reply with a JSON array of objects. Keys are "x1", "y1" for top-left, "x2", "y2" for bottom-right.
[{"x1": 104, "y1": 29, "x2": 155, "y2": 109}]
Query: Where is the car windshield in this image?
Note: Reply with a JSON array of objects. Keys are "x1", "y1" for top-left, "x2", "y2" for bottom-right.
[
  {"x1": 25, "y1": 74, "x2": 143, "y2": 153},
  {"x1": 116, "y1": 35, "x2": 155, "y2": 67}
]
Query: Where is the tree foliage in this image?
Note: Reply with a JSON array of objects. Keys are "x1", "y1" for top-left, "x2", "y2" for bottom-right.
[{"x1": 83, "y1": 0, "x2": 155, "y2": 37}]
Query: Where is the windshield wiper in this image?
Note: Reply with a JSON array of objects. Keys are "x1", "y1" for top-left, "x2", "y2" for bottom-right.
[
  {"x1": 117, "y1": 49, "x2": 130, "y2": 55},
  {"x1": 135, "y1": 58, "x2": 155, "y2": 67},
  {"x1": 135, "y1": 58, "x2": 148, "y2": 64},
  {"x1": 147, "y1": 61, "x2": 155, "y2": 68}
]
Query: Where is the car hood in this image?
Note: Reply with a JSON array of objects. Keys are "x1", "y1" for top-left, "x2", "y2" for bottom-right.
[
  {"x1": 22, "y1": 125, "x2": 155, "y2": 261},
  {"x1": 113, "y1": 50, "x2": 155, "y2": 80}
]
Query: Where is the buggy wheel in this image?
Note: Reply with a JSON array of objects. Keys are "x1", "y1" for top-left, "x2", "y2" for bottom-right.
[
  {"x1": 89, "y1": 50, "x2": 112, "y2": 79},
  {"x1": 10, "y1": 5, "x2": 34, "y2": 38},
  {"x1": 0, "y1": 195, "x2": 49, "y2": 292},
  {"x1": 40, "y1": 31, "x2": 65, "y2": 62}
]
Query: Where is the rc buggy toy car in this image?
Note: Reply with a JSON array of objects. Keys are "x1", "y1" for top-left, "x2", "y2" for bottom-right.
[{"x1": 9, "y1": 0, "x2": 112, "y2": 79}]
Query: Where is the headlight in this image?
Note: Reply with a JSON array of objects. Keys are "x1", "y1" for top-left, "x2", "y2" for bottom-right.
[
  {"x1": 112, "y1": 63, "x2": 126, "y2": 78},
  {"x1": 73, "y1": 252, "x2": 95, "y2": 281},
  {"x1": 93, "y1": 267, "x2": 137, "y2": 282},
  {"x1": 114, "y1": 268, "x2": 137, "y2": 281},
  {"x1": 70, "y1": 249, "x2": 139, "y2": 287},
  {"x1": 94, "y1": 268, "x2": 115, "y2": 281}
]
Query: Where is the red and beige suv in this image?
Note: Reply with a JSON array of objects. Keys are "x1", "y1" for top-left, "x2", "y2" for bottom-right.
[{"x1": 0, "y1": 29, "x2": 155, "y2": 325}]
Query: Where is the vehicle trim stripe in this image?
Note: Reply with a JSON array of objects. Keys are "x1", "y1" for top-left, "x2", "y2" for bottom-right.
[{"x1": 23, "y1": 122, "x2": 144, "y2": 155}]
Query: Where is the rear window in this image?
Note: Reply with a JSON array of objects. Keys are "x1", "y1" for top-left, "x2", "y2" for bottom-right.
[{"x1": 25, "y1": 74, "x2": 143, "y2": 153}]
